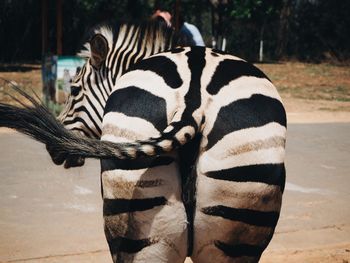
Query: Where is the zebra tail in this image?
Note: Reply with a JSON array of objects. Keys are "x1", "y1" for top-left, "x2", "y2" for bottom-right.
[{"x1": 0, "y1": 88, "x2": 193, "y2": 161}]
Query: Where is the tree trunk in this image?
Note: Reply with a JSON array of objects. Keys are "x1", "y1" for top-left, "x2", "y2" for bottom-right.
[
  {"x1": 276, "y1": 0, "x2": 293, "y2": 59},
  {"x1": 192, "y1": 0, "x2": 201, "y2": 31},
  {"x1": 211, "y1": 0, "x2": 226, "y2": 50}
]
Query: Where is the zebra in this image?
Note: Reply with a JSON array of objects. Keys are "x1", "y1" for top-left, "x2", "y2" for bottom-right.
[
  {"x1": 0, "y1": 20, "x2": 286, "y2": 263},
  {"x1": 53, "y1": 21, "x2": 174, "y2": 168}
]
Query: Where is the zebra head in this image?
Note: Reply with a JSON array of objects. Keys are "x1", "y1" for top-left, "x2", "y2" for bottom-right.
[
  {"x1": 54, "y1": 22, "x2": 174, "y2": 167},
  {"x1": 58, "y1": 23, "x2": 173, "y2": 139},
  {"x1": 58, "y1": 30, "x2": 112, "y2": 139}
]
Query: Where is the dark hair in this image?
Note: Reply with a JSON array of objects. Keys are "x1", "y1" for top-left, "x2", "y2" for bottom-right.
[{"x1": 153, "y1": 16, "x2": 169, "y2": 27}]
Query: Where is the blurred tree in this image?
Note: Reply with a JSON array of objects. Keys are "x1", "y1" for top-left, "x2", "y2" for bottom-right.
[
  {"x1": 292, "y1": 0, "x2": 350, "y2": 62},
  {"x1": 224, "y1": 0, "x2": 282, "y2": 60},
  {"x1": 0, "y1": 0, "x2": 42, "y2": 62},
  {"x1": 276, "y1": 0, "x2": 293, "y2": 59},
  {"x1": 0, "y1": 0, "x2": 349, "y2": 63}
]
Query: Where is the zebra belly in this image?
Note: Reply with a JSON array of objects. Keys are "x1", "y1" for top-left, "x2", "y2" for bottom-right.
[{"x1": 101, "y1": 112, "x2": 188, "y2": 263}]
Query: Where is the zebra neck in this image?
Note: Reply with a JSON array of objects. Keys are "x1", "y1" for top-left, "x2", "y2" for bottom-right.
[{"x1": 106, "y1": 24, "x2": 173, "y2": 86}]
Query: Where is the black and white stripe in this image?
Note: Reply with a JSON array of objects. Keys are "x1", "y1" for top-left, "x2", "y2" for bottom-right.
[
  {"x1": 59, "y1": 26, "x2": 287, "y2": 262},
  {"x1": 58, "y1": 22, "x2": 174, "y2": 140},
  {"x1": 98, "y1": 46, "x2": 286, "y2": 262},
  {"x1": 0, "y1": 21, "x2": 287, "y2": 263}
]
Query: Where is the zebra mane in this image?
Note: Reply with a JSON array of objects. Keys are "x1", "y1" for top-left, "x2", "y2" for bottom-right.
[{"x1": 77, "y1": 20, "x2": 174, "y2": 59}]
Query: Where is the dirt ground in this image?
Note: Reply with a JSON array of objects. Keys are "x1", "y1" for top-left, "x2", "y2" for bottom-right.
[
  {"x1": 0, "y1": 62, "x2": 349, "y2": 262},
  {"x1": 1, "y1": 62, "x2": 349, "y2": 122},
  {"x1": 257, "y1": 62, "x2": 350, "y2": 123},
  {"x1": 0, "y1": 64, "x2": 42, "y2": 105},
  {"x1": 261, "y1": 244, "x2": 350, "y2": 263}
]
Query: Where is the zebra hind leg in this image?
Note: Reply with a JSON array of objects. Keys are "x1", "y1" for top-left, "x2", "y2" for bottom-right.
[
  {"x1": 190, "y1": 125, "x2": 285, "y2": 262},
  {"x1": 101, "y1": 155, "x2": 188, "y2": 263},
  {"x1": 190, "y1": 164, "x2": 283, "y2": 263}
]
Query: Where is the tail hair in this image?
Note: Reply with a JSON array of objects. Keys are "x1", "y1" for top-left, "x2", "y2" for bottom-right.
[{"x1": 0, "y1": 79, "x2": 196, "y2": 161}]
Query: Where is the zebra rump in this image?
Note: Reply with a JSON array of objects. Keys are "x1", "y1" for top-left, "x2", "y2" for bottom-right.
[{"x1": 0, "y1": 85, "x2": 186, "y2": 162}]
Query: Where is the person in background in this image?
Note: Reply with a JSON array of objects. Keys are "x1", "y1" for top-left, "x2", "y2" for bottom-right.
[
  {"x1": 151, "y1": 9, "x2": 172, "y2": 27},
  {"x1": 151, "y1": 4, "x2": 205, "y2": 47},
  {"x1": 178, "y1": 15, "x2": 205, "y2": 47}
]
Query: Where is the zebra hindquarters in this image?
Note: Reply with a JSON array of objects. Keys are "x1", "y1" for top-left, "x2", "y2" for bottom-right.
[
  {"x1": 191, "y1": 94, "x2": 287, "y2": 262},
  {"x1": 100, "y1": 113, "x2": 188, "y2": 263}
]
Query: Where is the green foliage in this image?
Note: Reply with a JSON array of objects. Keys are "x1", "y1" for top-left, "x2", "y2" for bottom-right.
[
  {"x1": 228, "y1": 0, "x2": 280, "y2": 21},
  {"x1": 0, "y1": 0, "x2": 349, "y2": 62},
  {"x1": 229, "y1": 0, "x2": 263, "y2": 19},
  {"x1": 220, "y1": 0, "x2": 282, "y2": 61}
]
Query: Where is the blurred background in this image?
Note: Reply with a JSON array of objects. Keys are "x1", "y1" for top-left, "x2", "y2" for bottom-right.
[
  {"x1": 0, "y1": 0, "x2": 349, "y2": 114},
  {"x1": 0, "y1": 0, "x2": 350, "y2": 63}
]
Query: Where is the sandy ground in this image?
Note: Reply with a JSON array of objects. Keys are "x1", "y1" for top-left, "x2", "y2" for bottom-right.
[{"x1": 1, "y1": 121, "x2": 349, "y2": 263}]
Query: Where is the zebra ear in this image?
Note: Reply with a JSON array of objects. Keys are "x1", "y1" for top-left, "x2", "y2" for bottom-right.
[{"x1": 90, "y1": 34, "x2": 108, "y2": 69}]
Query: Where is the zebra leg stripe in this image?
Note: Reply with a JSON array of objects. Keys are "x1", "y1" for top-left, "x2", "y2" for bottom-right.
[
  {"x1": 103, "y1": 197, "x2": 167, "y2": 215},
  {"x1": 101, "y1": 115, "x2": 188, "y2": 263}
]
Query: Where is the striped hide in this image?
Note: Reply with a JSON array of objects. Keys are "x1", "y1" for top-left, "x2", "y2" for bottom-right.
[
  {"x1": 99, "y1": 46, "x2": 286, "y2": 262},
  {"x1": 0, "y1": 21, "x2": 286, "y2": 263}
]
